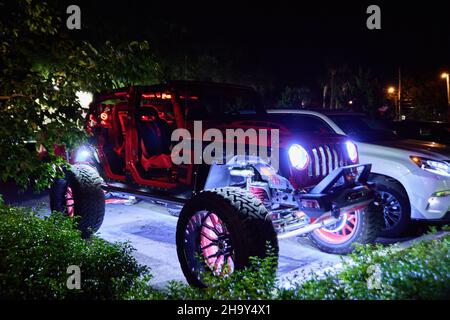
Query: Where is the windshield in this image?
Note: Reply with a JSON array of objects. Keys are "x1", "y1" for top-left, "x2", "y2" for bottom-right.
[
  {"x1": 416, "y1": 123, "x2": 450, "y2": 142},
  {"x1": 329, "y1": 114, "x2": 400, "y2": 142},
  {"x1": 434, "y1": 124, "x2": 450, "y2": 137},
  {"x1": 421, "y1": 123, "x2": 450, "y2": 137}
]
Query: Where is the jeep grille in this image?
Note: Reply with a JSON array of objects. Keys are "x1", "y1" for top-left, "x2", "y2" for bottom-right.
[{"x1": 307, "y1": 144, "x2": 346, "y2": 178}]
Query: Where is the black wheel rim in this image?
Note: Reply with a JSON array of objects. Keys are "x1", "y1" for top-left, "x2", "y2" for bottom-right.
[
  {"x1": 379, "y1": 191, "x2": 402, "y2": 230},
  {"x1": 184, "y1": 210, "x2": 235, "y2": 281}
]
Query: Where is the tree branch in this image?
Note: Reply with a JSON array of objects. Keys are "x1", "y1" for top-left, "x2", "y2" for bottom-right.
[{"x1": 0, "y1": 93, "x2": 27, "y2": 100}]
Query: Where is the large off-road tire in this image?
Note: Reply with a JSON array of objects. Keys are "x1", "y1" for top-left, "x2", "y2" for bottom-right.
[
  {"x1": 309, "y1": 201, "x2": 383, "y2": 254},
  {"x1": 49, "y1": 164, "x2": 105, "y2": 238},
  {"x1": 370, "y1": 175, "x2": 411, "y2": 238},
  {"x1": 176, "y1": 187, "x2": 278, "y2": 287}
]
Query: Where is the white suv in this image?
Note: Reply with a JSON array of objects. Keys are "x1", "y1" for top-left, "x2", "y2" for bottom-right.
[{"x1": 269, "y1": 109, "x2": 450, "y2": 237}]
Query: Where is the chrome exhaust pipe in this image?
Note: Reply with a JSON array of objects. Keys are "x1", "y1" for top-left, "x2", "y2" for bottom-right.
[
  {"x1": 277, "y1": 216, "x2": 338, "y2": 239},
  {"x1": 276, "y1": 200, "x2": 372, "y2": 240}
]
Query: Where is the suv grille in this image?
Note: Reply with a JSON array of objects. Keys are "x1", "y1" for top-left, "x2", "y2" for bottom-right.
[{"x1": 307, "y1": 144, "x2": 346, "y2": 177}]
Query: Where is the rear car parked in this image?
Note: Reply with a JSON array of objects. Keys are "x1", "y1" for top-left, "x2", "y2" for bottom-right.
[{"x1": 391, "y1": 120, "x2": 450, "y2": 145}]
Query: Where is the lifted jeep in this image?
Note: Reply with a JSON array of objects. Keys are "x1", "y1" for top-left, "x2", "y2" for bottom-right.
[{"x1": 50, "y1": 81, "x2": 382, "y2": 287}]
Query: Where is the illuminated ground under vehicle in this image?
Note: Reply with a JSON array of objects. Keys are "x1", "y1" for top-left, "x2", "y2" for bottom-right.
[{"x1": 50, "y1": 81, "x2": 382, "y2": 286}]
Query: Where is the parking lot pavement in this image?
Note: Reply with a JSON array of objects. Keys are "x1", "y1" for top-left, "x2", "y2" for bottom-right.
[{"x1": 13, "y1": 194, "x2": 444, "y2": 289}]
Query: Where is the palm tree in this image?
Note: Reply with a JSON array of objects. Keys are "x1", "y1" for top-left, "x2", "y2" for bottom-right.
[
  {"x1": 321, "y1": 66, "x2": 382, "y2": 114},
  {"x1": 277, "y1": 86, "x2": 312, "y2": 109}
]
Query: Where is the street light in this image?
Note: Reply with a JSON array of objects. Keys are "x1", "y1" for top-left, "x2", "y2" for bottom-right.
[
  {"x1": 387, "y1": 86, "x2": 398, "y2": 119},
  {"x1": 442, "y1": 73, "x2": 450, "y2": 122}
]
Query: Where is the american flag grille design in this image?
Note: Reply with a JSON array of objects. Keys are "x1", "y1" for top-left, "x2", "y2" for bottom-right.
[{"x1": 307, "y1": 144, "x2": 346, "y2": 177}]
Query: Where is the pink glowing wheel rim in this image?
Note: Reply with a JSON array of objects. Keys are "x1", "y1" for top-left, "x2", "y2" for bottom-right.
[
  {"x1": 313, "y1": 210, "x2": 359, "y2": 244},
  {"x1": 65, "y1": 187, "x2": 75, "y2": 217},
  {"x1": 199, "y1": 212, "x2": 235, "y2": 275},
  {"x1": 185, "y1": 211, "x2": 235, "y2": 277}
]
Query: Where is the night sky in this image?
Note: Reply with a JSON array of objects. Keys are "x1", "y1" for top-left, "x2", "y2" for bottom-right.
[{"x1": 61, "y1": 0, "x2": 450, "y2": 88}]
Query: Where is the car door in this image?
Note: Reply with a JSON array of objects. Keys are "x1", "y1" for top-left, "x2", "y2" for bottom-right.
[{"x1": 125, "y1": 87, "x2": 193, "y2": 191}]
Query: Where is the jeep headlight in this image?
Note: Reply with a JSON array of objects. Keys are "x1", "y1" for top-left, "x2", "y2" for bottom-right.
[
  {"x1": 74, "y1": 146, "x2": 97, "y2": 163},
  {"x1": 288, "y1": 144, "x2": 310, "y2": 170},
  {"x1": 410, "y1": 156, "x2": 450, "y2": 177},
  {"x1": 346, "y1": 141, "x2": 358, "y2": 163}
]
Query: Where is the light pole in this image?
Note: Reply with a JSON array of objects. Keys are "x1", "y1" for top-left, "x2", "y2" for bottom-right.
[
  {"x1": 442, "y1": 72, "x2": 450, "y2": 122},
  {"x1": 387, "y1": 86, "x2": 397, "y2": 119},
  {"x1": 398, "y1": 68, "x2": 402, "y2": 120}
]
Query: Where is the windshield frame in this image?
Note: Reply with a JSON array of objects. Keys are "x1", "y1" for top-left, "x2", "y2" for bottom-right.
[{"x1": 139, "y1": 82, "x2": 265, "y2": 119}]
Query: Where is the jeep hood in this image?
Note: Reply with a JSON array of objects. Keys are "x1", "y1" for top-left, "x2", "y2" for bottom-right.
[{"x1": 211, "y1": 118, "x2": 348, "y2": 148}]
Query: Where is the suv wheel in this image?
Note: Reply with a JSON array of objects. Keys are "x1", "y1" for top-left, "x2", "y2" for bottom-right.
[
  {"x1": 370, "y1": 175, "x2": 411, "y2": 238},
  {"x1": 176, "y1": 187, "x2": 278, "y2": 287},
  {"x1": 50, "y1": 164, "x2": 105, "y2": 238}
]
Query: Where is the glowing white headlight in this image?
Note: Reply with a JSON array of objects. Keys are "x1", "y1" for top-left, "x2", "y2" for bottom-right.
[
  {"x1": 288, "y1": 144, "x2": 310, "y2": 170},
  {"x1": 346, "y1": 141, "x2": 358, "y2": 163},
  {"x1": 74, "y1": 148, "x2": 92, "y2": 162}
]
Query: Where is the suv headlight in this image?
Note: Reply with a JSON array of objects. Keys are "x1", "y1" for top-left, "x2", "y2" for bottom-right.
[{"x1": 410, "y1": 156, "x2": 450, "y2": 177}]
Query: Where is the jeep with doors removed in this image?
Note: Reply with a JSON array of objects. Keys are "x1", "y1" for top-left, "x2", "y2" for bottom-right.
[{"x1": 50, "y1": 81, "x2": 382, "y2": 287}]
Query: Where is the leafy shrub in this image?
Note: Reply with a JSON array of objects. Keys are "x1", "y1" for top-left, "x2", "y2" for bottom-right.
[
  {"x1": 0, "y1": 198, "x2": 149, "y2": 299},
  {"x1": 281, "y1": 236, "x2": 450, "y2": 300},
  {"x1": 169, "y1": 252, "x2": 278, "y2": 300},
  {"x1": 127, "y1": 235, "x2": 450, "y2": 300},
  {"x1": 1, "y1": 196, "x2": 449, "y2": 300}
]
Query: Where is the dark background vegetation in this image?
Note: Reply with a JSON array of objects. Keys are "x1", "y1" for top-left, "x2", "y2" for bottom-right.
[{"x1": 59, "y1": 0, "x2": 450, "y2": 109}]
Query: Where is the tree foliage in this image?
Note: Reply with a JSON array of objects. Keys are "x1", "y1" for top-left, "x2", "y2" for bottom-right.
[
  {"x1": 401, "y1": 76, "x2": 447, "y2": 121},
  {"x1": 321, "y1": 66, "x2": 382, "y2": 114},
  {"x1": 0, "y1": 0, "x2": 160, "y2": 190},
  {"x1": 276, "y1": 86, "x2": 312, "y2": 109}
]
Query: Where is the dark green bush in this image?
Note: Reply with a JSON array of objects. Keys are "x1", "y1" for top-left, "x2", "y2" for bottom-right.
[
  {"x1": 127, "y1": 236, "x2": 450, "y2": 300},
  {"x1": 0, "y1": 197, "x2": 149, "y2": 299},
  {"x1": 280, "y1": 235, "x2": 450, "y2": 300},
  {"x1": 165, "y1": 252, "x2": 278, "y2": 300},
  {"x1": 1, "y1": 195, "x2": 449, "y2": 300}
]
